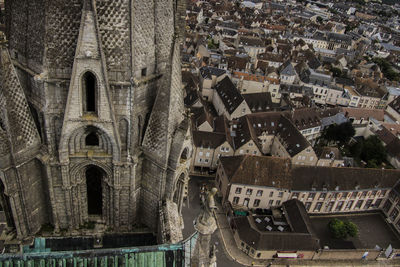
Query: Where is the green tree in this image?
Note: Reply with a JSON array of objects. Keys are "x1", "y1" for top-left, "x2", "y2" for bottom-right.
[
  {"x1": 331, "y1": 67, "x2": 342, "y2": 78},
  {"x1": 353, "y1": 0, "x2": 366, "y2": 5},
  {"x1": 322, "y1": 122, "x2": 355, "y2": 145},
  {"x1": 337, "y1": 122, "x2": 356, "y2": 143},
  {"x1": 329, "y1": 219, "x2": 359, "y2": 239},
  {"x1": 361, "y1": 135, "x2": 386, "y2": 165},
  {"x1": 207, "y1": 38, "x2": 219, "y2": 50},
  {"x1": 344, "y1": 221, "x2": 358, "y2": 237},
  {"x1": 373, "y1": 58, "x2": 400, "y2": 82},
  {"x1": 316, "y1": 16, "x2": 323, "y2": 23},
  {"x1": 366, "y1": 159, "x2": 379, "y2": 168},
  {"x1": 350, "y1": 141, "x2": 363, "y2": 158},
  {"x1": 329, "y1": 219, "x2": 348, "y2": 239}
]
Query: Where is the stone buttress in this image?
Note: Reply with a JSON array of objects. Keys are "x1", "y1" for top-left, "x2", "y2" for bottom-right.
[{"x1": 0, "y1": 48, "x2": 50, "y2": 238}]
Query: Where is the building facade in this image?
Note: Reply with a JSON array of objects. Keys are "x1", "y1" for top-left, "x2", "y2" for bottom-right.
[{"x1": 216, "y1": 155, "x2": 399, "y2": 215}]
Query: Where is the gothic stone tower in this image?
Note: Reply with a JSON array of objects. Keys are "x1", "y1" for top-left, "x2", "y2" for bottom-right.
[{"x1": 0, "y1": 0, "x2": 191, "y2": 239}]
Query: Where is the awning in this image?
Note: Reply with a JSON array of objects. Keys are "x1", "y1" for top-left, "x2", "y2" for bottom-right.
[{"x1": 277, "y1": 253, "x2": 297, "y2": 258}]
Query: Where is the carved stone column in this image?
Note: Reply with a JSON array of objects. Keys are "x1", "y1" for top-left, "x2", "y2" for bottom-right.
[
  {"x1": 61, "y1": 164, "x2": 73, "y2": 229},
  {"x1": 9, "y1": 194, "x2": 26, "y2": 238},
  {"x1": 128, "y1": 158, "x2": 137, "y2": 229},
  {"x1": 114, "y1": 187, "x2": 121, "y2": 227},
  {"x1": 192, "y1": 188, "x2": 218, "y2": 267},
  {"x1": 44, "y1": 162, "x2": 60, "y2": 232},
  {"x1": 113, "y1": 165, "x2": 121, "y2": 226}
]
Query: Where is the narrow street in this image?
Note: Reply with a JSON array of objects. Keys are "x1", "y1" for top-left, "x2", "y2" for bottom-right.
[{"x1": 181, "y1": 176, "x2": 244, "y2": 267}]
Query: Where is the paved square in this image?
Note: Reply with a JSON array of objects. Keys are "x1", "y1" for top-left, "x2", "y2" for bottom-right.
[{"x1": 310, "y1": 213, "x2": 400, "y2": 249}]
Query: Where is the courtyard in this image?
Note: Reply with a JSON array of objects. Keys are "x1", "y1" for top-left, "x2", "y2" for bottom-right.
[{"x1": 310, "y1": 212, "x2": 400, "y2": 250}]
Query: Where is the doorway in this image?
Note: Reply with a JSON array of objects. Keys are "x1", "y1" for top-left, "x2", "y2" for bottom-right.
[{"x1": 86, "y1": 166, "x2": 103, "y2": 215}]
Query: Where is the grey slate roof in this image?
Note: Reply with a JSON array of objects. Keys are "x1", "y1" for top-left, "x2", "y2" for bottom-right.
[
  {"x1": 283, "y1": 199, "x2": 315, "y2": 234},
  {"x1": 215, "y1": 76, "x2": 245, "y2": 115},
  {"x1": 280, "y1": 61, "x2": 297, "y2": 76},
  {"x1": 327, "y1": 33, "x2": 352, "y2": 45},
  {"x1": 388, "y1": 96, "x2": 400, "y2": 115},
  {"x1": 305, "y1": 69, "x2": 332, "y2": 87},
  {"x1": 200, "y1": 66, "x2": 226, "y2": 79},
  {"x1": 246, "y1": 112, "x2": 311, "y2": 156},
  {"x1": 220, "y1": 155, "x2": 400, "y2": 192},
  {"x1": 280, "y1": 84, "x2": 314, "y2": 97},
  {"x1": 243, "y1": 93, "x2": 280, "y2": 112},
  {"x1": 232, "y1": 199, "x2": 320, "y2": 251},
  {"x1": 192, "y1": 131, "x2": 226, "y2": 148},
  {"x1": 284, "y1": 108, "x2": 321, "y2": 131}
]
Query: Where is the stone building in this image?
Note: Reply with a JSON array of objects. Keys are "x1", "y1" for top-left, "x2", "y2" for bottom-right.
[
  {"x1": 0, "y1": 0, "x2": 191, "y2": 239},
  {"x1": 216, "y1": 155, "x2": 399, "y2": 214}
]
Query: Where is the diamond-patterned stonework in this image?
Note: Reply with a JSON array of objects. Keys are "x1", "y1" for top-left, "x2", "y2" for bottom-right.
[
  {"x1": 97, "y1": 0, "x2": 131, "y2": 74},
  {"x1": 142, "y1": 43, "x2": 184, "y2": 157},
  {"x1": 0, "y1": 49, "x2": 39, "y2": 152},
  {"x1": 7, "y1": 0, "x2": 27, "y2": 57},
  {"x1": 27, "y1": 0, "x2": 45, "y2": 65},
  {"x1": 46, "y1": 0, "x2": 82, "y2": 69},
  {"x1": 0, "y1": 99, "x2": 10, "y2": 156},
  {"x1": 132, "y1": 0, "x2": 155, "y2": 72}
]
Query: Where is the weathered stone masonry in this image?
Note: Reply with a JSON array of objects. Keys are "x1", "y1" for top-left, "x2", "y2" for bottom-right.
[{"x1": 0, "y1": 0, "x2": 191, "y2": 239}]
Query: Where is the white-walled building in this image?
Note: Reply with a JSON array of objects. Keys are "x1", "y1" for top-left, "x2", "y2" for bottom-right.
[
  {"x1": 212, "y1": 76, "x2": 252, "y2": 120},
  {"x1": 216, "y1": 155, "x2": 399, "y2": 214}
]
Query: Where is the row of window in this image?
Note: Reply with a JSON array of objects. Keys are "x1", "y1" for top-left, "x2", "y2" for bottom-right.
[
  {"x1": 239, "y1": 149, "x2": 258, "y2": 155},
  {"x1": 232, "y1": 197, "x2": 281, "y2": 207},
  {"x1": 281, "y1": 75, "x2": 294, "y2": 81},
  {"x1": 306, "y1": 198, "x2": 383, "y2": 212},
  {"x1": 197, "y1": 158, "x2": 209, "y2": 163},
  {"x1": 234, "y1": 187, "x2": 284, "y2": 197},
  {"x1": 301, "y1": 127, "x2": 320, "y2": 135},
  {"x1": 297, "y1": 155, "x2": 314, "y2": 161},
  {"x1": 234, "y1": 189, "x2": 387, "y2": 200},
  {"x1": 314, "y1": 88, "x2": 328, "y2": 95},
  {"x1": 359, "y1": 98, "x2": 379, "y2": 105},
  {"x1": 198, "y1": 151, "x2": 210, "y2": 157},
  {"x1": 385, "y1": 196, "x2": 400, "y2": 225},
  {"x1": 220, "y1": 146, "x2": 230, "y2": 152},
  {"x1": 293, "y1": 190, "x2": 386, "y2": 200}
]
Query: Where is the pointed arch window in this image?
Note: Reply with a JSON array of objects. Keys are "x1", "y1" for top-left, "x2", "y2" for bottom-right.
[{"x1": 82, "y1": 72, "x2": 97, "y2": 113}]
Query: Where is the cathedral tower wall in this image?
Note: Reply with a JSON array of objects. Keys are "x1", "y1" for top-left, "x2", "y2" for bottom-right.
[{"x1": 2, "y1": 0, "x2": 191, "y2": 239}]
